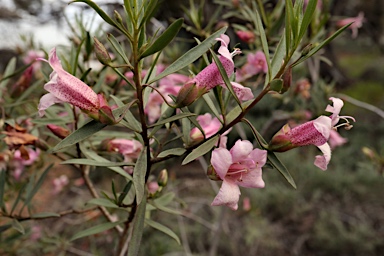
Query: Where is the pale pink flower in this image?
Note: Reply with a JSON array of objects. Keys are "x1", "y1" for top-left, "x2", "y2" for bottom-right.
[
  {"x1": 242, "y1": 197, "x2": 251, "y2": 211},
  {"x1": 30, "y1": 225, "x2": 42, "y2": 241},
  {"x1": 23, "y1": 50, "x2": 45, "y2": 72},
  {"x1": 337, "y1": 12, "x2": 365, "y2": 38},
  {"x1": 210, "y1": 140, "x2": 267, "y2": 210},
  {"x1": 176, "y1": 34, "x2": 253, "y2": 106},
  {"x1": 329, "y1": 130, "x2": 348, "y2": 149},
  {"x1": 190, "y1": 113, "x2": 231, "y2": 148},
  {"x1": 107, "y1": 139, "x2": 143, "y2": 163},
  {"x1": 145, "y1": 73, "x2": 188, "y2": 123},
  {"x1": 269, "y1": 97, "x2": 355, "y2": 170},
  {"x1": 38, "y1": 48, "x2": 101, "y2": 117},
  {"x1": 11, "y1": 148, "x2": 40, "y2": 180},
  {"x1": 236, "y1": 30, "x2": 255, "y2": 44},
  {"x1": 52, "y1": 175, "x2": 69, "y2": 194},
  {"x1": 241, "y1": 51, "x2": 268, "y2": 77},
  {"x1": 147, "y1": 181, "x2": 159, "y2": 195}
]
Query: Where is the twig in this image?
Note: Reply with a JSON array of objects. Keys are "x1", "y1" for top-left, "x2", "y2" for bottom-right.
[
  {"x1": 336, "y1": 93, "x2": 384, "y2": 119},
  {"x1": 81, "y1": 165, "x2": 123, "y2": 234}
]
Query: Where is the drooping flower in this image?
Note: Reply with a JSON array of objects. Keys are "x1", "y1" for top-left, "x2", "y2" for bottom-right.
[
  {"x1": 237, "y1": 51, "x2": 268, "y2": 82},
  {"x1": 176, "y1": 34, "x2": 253, "y2": 107},
  {"x1": 210, "y1": 139, "x2": 267, "y2": 210},
  {"x1": 268, "y1": 97, "x2": 355, "y2": 170},
  {"x1": 38, "y1": 48, "x2": 117, "y2": 124},
  {"x1": 236, "y1": 30, "x2": 255, "y2": 44},
  {"x1": 336, "y1": 12, "x2": 365, "y2": 38},
  {"x1": 190, "y1": 113, "x2": 230, "y2": 148}
]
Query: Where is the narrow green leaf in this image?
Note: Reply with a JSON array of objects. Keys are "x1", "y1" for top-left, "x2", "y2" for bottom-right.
[
  {"x1": 79, "y1": 144, "x2": 133, "y2": 180},
  {"x1": 10, "y1": 184, "x2": 26, "y2": 215},
  {"x1": 285, "y1": 0, "x2": 294, "y2": 56},
  {"x1": 117, "y1": 181, "x2": 132, "y2": 205},
  {"x1": 253, "y1": 7, "x2": 272, "y2": 85},
  {"x1": 148, "y1": 26, "x2": 227, "y2": 84},
  {"x1": 141, "y1": 18, "x2": 183, "y2": 59},
  {"x1": 157, "y1": 148, "x2": 186, "y2": 158},
  {"x1": 209, "y1": 49, "x2": 242, "y2": 107},
  {"x1": 202, "y1": 94, "x2": 222, "y2": 122},
  {"x1": 150, "y1": 201, "x2": 182, "y2": 215},
  {"x1": 22, "y1": 164, "x2": 52, "y2": 209},
  {"x1": 139, "y1": 0, "x2": 158, "y2": 29},
  {"x1": 182, "y1": 135, "x2": 219, "y2": 165},
  {"x1": 87, "y1": 198, "x2": 120, "y2": 208},
  {"x1": 70, "y1": 221, "x2": 124, "y2": 241},
  {"x1": 0, "y1": 57, "x2": 16, "y2": 89},
  {"x1": 128, "y1": 196, "x2": 147, "y2": 256},
  {"x1": 133, "y1": 147, "x2": 147, "y2": 205},
  {"x1": 0, "y1": 168, "x2": 6, "y2": 209},
  {"x1": 148, "y1": 112, "x2": 196, "y2": 128},
  {"x1": 153, "y1": 192, "x2": 175, "y2": 206},
  {"x1": 107, "y1": 33, "x2": 131, "y2": 65},
  {"x1": 145, "y1": 219, "x2": 180, "y2": 244},
  {"x1": 267, "y1": 152, "x2": 296, "y2": 189},
  {"x1": 70, "y1": 0, "x2": 119, "y2": 30},
  {"x1": 241, "y1": 118, "x2": 269, "y2": 149},
  {"x1": 298, "y1": 0, "x2": 317, "y2": 40},
  {"x1": 271, "y1": 34, "x2": 286, "y2": 78},
  {"x1": 12, "y1": 219, "x2": 25, "y2": 234},
  {"x1": 61, "y1": 158, "x2": 135, "y2": 167},
  {"x1": 50, "y1": 120, "x2": 107, "y2": 152},
  {"x1": 292, "y1": 23, "x2": 352, "y2": 67},
  {"x1": 30, "y1": 212, "x2": 61, "y2": 218}
]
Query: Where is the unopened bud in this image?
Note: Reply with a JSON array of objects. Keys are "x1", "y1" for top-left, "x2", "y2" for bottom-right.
[
  {"x1": 93, "y1": 37, "x2": 112, "y2": 65},
  {"x1": 157, "y1": 169, "x2": 168, "y2": 187},
  {"x1": 114, "y1": 10, "x2": 123, "y2": 25},
  {"x1": 281, "y1": 66, "x2": 292, "y2": 93},
  {"x1": 207, "y1": 165, "x2": 221, "y2": 181},
  {"x1": 175, "y1": 82, "x2": 207, "y2": 108},
  {"x1": 47, "y1": 124, "x2": 70, "y2": 139},
  {"x1": 236, "y1": 30, "x2": 255, "y2": 44},
  {"x1": 301, "y1": 43, "x2": 316, "y2": 56},
  {"x1": 362, "y1": 147, "x2": 376, "y2": 160},
  {"x1": 268, "y1": 124, "x2": 295, "y2": 152},
  {"x1": 147, "y1": 181, "x2": 160, "y2": 197}
]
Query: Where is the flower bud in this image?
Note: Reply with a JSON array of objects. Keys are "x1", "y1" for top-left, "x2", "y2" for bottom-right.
[
  {"x1": 236, "y1": 30, "x2": 255, "y2": 44},
  {"x1": 93, "y1": 37, "x2": 112, "y2": 65},
  {"x1": 175, "y1": 82, "x2": 207, "y2": 108},
  {"x1": 114, "y1": 10, "x2": 123, "y2": 25},
  {"x1": 281, "y1": 66, "x2": 292, "y2": 93},
  {"x1": 147, "y1": 181, "x2": 160, "y2": 197},
  {"x1": 157, "y1": 169, "x2": 168, "y2": 187},
  {"x1": 268, "y1": 124, "x2": 295, "y2": 152},
  {"x1": 362, "y1": 147, "x2": 376, "y2": 160},
  {"x1": 47, "y1": 124, "x2": 70, "y2": 139},
  {"x1": 207, "y1": 165, "x2": 221, "y2": 181}
]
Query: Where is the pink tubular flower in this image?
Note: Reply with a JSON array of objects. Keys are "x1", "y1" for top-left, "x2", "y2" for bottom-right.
[
  {"x1": 241, "y1": 51, "x2": 268, "y2": 77},
  {"x1": 337, "y1": 12, "x2": 365, "y2": 38},
  {"x1": 176, "y1": 34, "x2": 253, "y2": 106},
  {"x1": 190, "y1": 113, "x2": 222, "y2": 140},
  {"x1": 210, "y1": 140, "x2": 267, "y2": 210},
  {"x1": 145, "y1": 73, "x2": 188, "y2": 123},
  {"x1": 268, "y1": 97, "x2": 355, "y2": 170},
  {"x1": 11, "y1": 148, "x2": 40, "y2": 180},
  {"x1": 38, "y1": 48, "x2": 100, "y2": 116},
  {"x1": 107, "y1": 139, "x2": 143, "y2": 163}
]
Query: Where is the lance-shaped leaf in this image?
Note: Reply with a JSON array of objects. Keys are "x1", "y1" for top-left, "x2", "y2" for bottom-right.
[
  {"x1": 292, "y1": 23, "x2": 352, "y2": 67},
  {"x1": 209, "y1": 49, "x2": 242, "y2": 107},
  {"x1": 148, "y1": 112, "x2": 196, "y2": 128},
  {"x1": 30, "y1": 212, "x2": 61, "y2": 218},
  {"x1": 87, "y1": 198, "x2": 120, "y2": 209},
  {"x1": 50, "y1": 105, "x2": 130, "y2": 152},
  {"x1": 133, "y1": 147, "x2": 147, "y2": 205},
  {"x1": 107, "y1": 33, "x2": 131, "y2": 66},
  {"x1": 61, "y1": 158, "x2": 135, "y2": 167},
  {"x1": 182, "y1": 135, "x2": 219, "y2": 165},
  {"x1": 141, "y1": 18, "x2": 184, "y2": 59},
  {"x1": 12, "y1": 219, "x2": 24, "y2": 234},
  {"x1": 70, "y1": 221, "x2": 124, "y2": 241},
  {"x1": 157, "y1": 148, "x2": 186, "y2": 158},
  {"x1": 148, "y1": 26, "x2": 227, "y2": 84},
  {"x1": 242, "y1": 119, "x2": 296, "y2": 189},
  {"x1": 128, "y1": 195, "x2": 147, "y2": 256},
  {"x1": 298, "y1": 0, "x2": 317, "y2": 41},
  {"x1": 22, "y1": 164, "x2": 53, "y2": 210},
  {"x1": 145, "y1": 219, "x2": 181, "y2": 244}
]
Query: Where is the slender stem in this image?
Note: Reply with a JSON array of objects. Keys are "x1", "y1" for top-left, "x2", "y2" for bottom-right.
[{"x1": 81, "y1": 165, "x2": 123, "y2": 234}]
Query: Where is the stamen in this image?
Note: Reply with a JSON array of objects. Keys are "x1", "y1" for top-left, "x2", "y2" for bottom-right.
[{"x1": 231, "y1": 48, "x2": 242, "y2": 57}]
